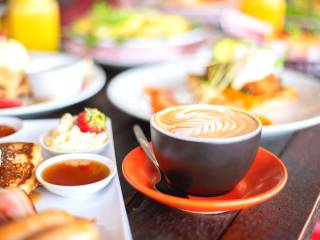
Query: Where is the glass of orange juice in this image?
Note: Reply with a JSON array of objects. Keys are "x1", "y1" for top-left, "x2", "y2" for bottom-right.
[
  {"x1": 239, "y1": 0, "x2": 286, "y2": 35},
  {"x1": 6, "y1": 0, "x2": 60, "y2": 51}
]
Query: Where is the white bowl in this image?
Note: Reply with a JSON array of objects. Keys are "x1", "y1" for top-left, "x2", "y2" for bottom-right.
[
  {"x1": 39, "y1": 133, "x2": 109, "y2": 156},
  {"x1": 26, "y1": 52, "x2": 88, "y2": 99},
  {"x1": 36, "y1": 153, "x2": 116, "y2": 197},
  {"x1": 0, "y1": 117, "x2": 23, "y2": 143}
]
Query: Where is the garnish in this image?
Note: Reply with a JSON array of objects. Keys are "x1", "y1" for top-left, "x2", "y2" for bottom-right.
[
  {"x1": 0, "y1": 99, "x2": 22, "y2": 109},
  {"x1": 85, "y1": 33, "x2": 99, "y2": 48},
  {"x1": 284, "y1": 22, "x2": 302, "y2": 36},
  {"x1": 77, "y1": 108, "x2": 106, "y2": 133},
  {"x1": 200, "y1": 62, "x2": 236, "y2": 103}
]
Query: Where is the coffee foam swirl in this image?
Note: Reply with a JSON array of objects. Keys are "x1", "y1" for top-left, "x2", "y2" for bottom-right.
[{"x1": 153, "y1": 106, "x2": 259, "y2": 138}]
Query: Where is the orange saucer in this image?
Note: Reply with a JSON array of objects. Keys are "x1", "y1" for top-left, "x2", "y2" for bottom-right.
[{"x1": 122, "y1": 146, "x2": 287, "y2": 213}]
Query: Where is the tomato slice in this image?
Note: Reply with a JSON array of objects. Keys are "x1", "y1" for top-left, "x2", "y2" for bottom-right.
[{"x1": 0, "y1": 99, "x2": 22, "y2": 109}]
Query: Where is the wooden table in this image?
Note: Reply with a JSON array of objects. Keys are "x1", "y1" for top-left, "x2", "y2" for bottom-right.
[{"x1": 36, "y1": 66, "x2": 320, "y2": 240}]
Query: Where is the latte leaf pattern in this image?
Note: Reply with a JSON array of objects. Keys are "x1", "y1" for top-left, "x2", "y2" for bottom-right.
[{"x1": 154, "y1": 106, "x2": 258, "y2": 138}]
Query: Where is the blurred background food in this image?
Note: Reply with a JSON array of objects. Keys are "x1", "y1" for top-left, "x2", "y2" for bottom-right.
[
  {"x1": 0, "y1": 38, "x2": 30, "y2": 99},
  {"x1": 144, "y1": 38, "x2": 297, "y2": 126},
  {"x1": 0, "y1": 0, "x2": 319, "y2": 104},
  {"x1": 0, "y1": 0, "x2": 319, "y2": 68},
  {"x1": 69, "y1": 2, "x2": 192, "y2": 46}
]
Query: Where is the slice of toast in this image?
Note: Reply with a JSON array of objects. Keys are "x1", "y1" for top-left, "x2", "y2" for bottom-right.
[{"x1": 0, "y1": 143, "x2": 43, "y2": 194}]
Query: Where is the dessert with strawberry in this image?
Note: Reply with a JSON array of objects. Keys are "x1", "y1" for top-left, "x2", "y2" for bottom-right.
[{"x1": 44, "y1": 108, "x2": 108, "y2": 152}]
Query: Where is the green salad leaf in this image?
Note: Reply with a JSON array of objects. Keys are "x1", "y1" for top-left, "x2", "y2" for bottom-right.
[{"x1": 91, "y1": 2, "x2": 134, "y2": 26}]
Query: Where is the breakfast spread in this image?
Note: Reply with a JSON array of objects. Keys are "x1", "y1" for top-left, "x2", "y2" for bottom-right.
[
  {"x1": 0, "y1": 1, "x2": 301, "y2": 236},
  {"x1": 0, "y1": 113, "x2": 122, "y2": 239},
  {"x1": 153, "y1": 105, "x2": 259, "y2": 138},
  {"x1": 0, "y1": 143, "x2": 43, "y2": 194},
  {"x1": 42, "y1": 160, "x2": 110, "y2": 186},
  {"x1": 44, "y1": 108, "x2": 108, "y2": 152}
]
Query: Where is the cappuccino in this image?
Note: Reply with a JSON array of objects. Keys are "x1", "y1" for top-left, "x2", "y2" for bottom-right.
[{"x1": 152, "y1": 105, "x2": 259, "y2": 138}]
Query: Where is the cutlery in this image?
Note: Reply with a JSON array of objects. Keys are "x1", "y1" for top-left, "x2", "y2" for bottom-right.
[{"x1": 133, "y1": 125, "x2": 188, "y2": 198}]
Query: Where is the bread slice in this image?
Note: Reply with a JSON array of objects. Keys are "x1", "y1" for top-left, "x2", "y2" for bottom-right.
[{"x1": 0, "y1": 143, "x2": 43, "y2": 194}]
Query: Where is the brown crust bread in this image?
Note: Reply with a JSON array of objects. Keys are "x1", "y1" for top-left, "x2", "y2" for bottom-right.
[
  {"x1": 0, "y1": 143, "x2": 43, "y2": 194},
  {"x1": 0, "y1": 210, "x2": 75, "y2": 240},
  {"x1": 30, "y1": 219, "x2": 100, "y2": 240}
]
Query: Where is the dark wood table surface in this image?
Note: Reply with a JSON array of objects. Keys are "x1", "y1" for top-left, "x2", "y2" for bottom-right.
[{"x1": 30, "y1": 66, "x2": 320, "y2": 240}]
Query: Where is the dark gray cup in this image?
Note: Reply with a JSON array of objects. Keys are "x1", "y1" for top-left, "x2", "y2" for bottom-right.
[{"x1": 150, "y1": 106, "x2": 262, "y2": 197}]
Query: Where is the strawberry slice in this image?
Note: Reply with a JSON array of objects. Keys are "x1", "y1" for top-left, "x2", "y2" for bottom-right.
[
  {"x1": 77, "y1": 108, "x2": 106, "y2": 133},
  {"x1": 0, "y1": 99, "x2": 22, "y2": 109}
]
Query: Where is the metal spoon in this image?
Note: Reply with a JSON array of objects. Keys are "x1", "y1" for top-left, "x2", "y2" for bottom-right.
[{"x1": 133, "y1": 125, "x2": 188, "y2": 198}]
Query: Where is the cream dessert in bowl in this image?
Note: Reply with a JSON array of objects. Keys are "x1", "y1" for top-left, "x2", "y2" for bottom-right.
[
  {"x1": 151, "y1": 104, "x2": 262, "y2": 196},
  {"x1": 42, "y1": 108, "x2": 108, "y2": 155}
]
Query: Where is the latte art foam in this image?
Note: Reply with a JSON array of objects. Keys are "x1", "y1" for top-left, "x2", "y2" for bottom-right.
[{"x1": 154, "y1": 106, "x2": 259, "y2": 138}]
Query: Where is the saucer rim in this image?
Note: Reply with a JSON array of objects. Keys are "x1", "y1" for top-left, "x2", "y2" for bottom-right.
[{"x1": 122, "y1": 146, "x2": 288, "y2": 212}]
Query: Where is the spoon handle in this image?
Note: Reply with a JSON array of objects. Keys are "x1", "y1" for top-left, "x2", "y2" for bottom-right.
[{"x1": 133, "y1": 125, "x2": 159, "y2": 168}]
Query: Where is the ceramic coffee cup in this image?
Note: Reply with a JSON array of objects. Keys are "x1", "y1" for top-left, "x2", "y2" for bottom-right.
[{"x1": 150, "y1": 104, "x2": 262, "y2": 196}]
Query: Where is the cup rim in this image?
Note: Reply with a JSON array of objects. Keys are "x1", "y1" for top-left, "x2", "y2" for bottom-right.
[{"x1": 150, "y1": 104, "x2": 262, "y2": 144}]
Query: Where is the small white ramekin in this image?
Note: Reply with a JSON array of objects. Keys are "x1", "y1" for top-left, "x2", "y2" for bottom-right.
[
  {"x1": 36, "y1": 153, "x2": 116, "y2": 197},
  {"x1": 0, "y1": 117, "x2": 24, "y2": 143}
]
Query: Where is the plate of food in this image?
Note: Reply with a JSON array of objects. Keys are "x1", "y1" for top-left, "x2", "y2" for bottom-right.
[
  {"x1": 0, "y1": 38, "x2": 106, "y2": 116},
  {"x1": 0, "y1": 109, "x2": 132, "y2": 239},
  {"x1": 107, "y1": 39, "x2": 320, "y2": 137},
  {"x1": 63, "y1": 2, "x2": 207, "y2": 67}
]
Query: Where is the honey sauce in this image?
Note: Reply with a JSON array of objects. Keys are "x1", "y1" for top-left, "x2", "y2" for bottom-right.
[
  {"x1": 0, "y1": 125, "x2": 16, "y2": 137},
  {"x1": 42, "y1": 160, "x2": 110, "y2": 186}
]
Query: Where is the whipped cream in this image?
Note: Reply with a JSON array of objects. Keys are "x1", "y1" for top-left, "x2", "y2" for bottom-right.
[{"x1": 44, "y1": 113, "x2": 108, "y2": 151}]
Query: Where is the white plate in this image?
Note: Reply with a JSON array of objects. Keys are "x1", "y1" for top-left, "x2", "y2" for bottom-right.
[
  {"x1": 10, "y1": 119, "x2": 132, "y2": 240},
  {"x1": 63, "y1": 28, "x2": 207, "y2": 67},
  {"x1": 0, "y1": 63, "x2": 106, "y2": 117},
  {"x1": 107, "y1": 60, "x2": 320, "y2": 138}
]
